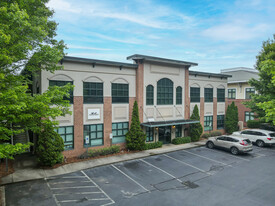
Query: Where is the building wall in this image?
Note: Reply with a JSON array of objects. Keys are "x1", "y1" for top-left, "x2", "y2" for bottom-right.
[{"x1": 227, "y1": 82, "x2": 254, "y2": 100}]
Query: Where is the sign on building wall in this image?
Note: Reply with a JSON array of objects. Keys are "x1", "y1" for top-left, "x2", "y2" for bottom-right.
[{"x1": 88, "y1": 109, "x2": 100, "y2": 120}]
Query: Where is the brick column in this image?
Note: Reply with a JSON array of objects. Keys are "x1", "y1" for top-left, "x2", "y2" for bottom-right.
[
  {"x1": 104, "y1": 97, "x2": 112, "y2": 147},
  {"x1": 200, "y1": 97, "x2": 204, "y2": 130},
  {"x1": 213, "y1": 97, "x2": 217, "y2": 130},
  {"x1": 129, "y1": 97, "x2": 136, "y2": 126},
  {"x1": 184, "y1": 68, "x2": 190, "y2": 119},
  {"x1": 136, "y1": 60, "x2": 144, "y2": 122}
]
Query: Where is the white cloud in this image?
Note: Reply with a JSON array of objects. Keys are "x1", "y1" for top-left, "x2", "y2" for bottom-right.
[
  {"x1": 68, "y1": 45, "x2": 112, "y2": 51},
  {"x1": 47, "y1": 0, "x2": 81, "y2": 13}
]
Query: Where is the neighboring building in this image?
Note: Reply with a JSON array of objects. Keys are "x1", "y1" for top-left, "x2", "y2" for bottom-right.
[
  {"x1": 34, "y1": 55, "x2": 230, "y2": 158},
  {"x1": 221, "y1": 67, "x2": 259, "y2": 128}
]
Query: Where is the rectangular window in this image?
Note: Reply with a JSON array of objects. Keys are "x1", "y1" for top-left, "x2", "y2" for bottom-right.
[
  {"x1": 83, "y1": 82, "x2": 103, "y2": 104},
  {"x1": 217, "y1": 115, "x2": 225, "y2": 130},
  {"x1": 245, "y1": 112, "x2": 254, "y2": 122},
  {"x1": 112, "y1": 122, "x2": 129, "y2": 144},
  {"x1": 204, "y1": 116, "x2": 213, "y2": 131},
  {"x1": 55, "y1": 126, "x2": 74, "y2": 150},
  {"x1": 190, "y1": 87, "x2": 200, "y2": 103},
  {"x1": 217, "y1": 89, "x2": 225, "y2": 102},
  {"x1": 49, "y1": 80, "x2": 73, "y2": 104},
  {"x1": 228, "y1": 89, "x2": 236, "y2": 99},
  {"x1": 146, "y1": 127, "x2": 154, "y2": 142},
  {"x1": 245, "y1": 88, "x2": 255, "y2": 99},
  {"x1": 176, "y1": 87, "x2": 182, "y2": 105},
  {"x1": 83, "y1": 124, "x2": 103, "y2": 147},
  {"x1": 204, "y1": 88, "x2": 213, "y2": 102},
  {"x1": 112, "y1": 83, "x2": 129, "y2": 103},
  {"x1": 175, "y1": 125, "x2": 182, "y2": 138}
]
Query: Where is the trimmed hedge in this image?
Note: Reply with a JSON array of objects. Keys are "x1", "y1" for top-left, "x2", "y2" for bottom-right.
[
  {"x1": 201, "y1": 133, "x2": 210, "y2": 139},
  {"x1": 247, "y1": 120, "x2": 261, "y2": 128},
  {"x1": 88, "y1": 145, "x2": 120, "y2": 157},
  {"x1": 210, "y1": 131, "x2": 222, "y2": 137},
  {"x1": 172, "y1": 137, "x2": 191, "y2": 145},
  {"x1": 144, "y1": 141, "x2": 163, "y2": 150}
]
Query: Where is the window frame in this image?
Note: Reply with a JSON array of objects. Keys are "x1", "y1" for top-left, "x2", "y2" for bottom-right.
[
  {"x1": 83, "y1": 124, "x2": 104, "y2": 147},
  {"x1": 49, "y1": 80, "x2": 74, "y2": 104},
  {"x1": 146, "y1": 85, "x2": 154, "y2": 105},
  {"x1": 228, "y1": 88, "x2": 236, "y2": 99},
  {"x1": 245, "y1": 111, "x2": 254, "y2": 122},
  {"x1": 157, "y1": 78, "x2": 173, "y2": 105},
  {"x1": 175, "y1": 125, "x2": 182, "y2": 138},
  {"x1": 112, "y1": 83, "x2": 129, "y2": 103},
  {"x1": 204, "y1": 116, "x2": 213, "y2": 131},
  {"x1": 245, "y1": 88, "x2": 255, "y2": 99},
  {"x1": 217, "y1": 88, "x2": 225, "y2": 102},
  {"x1": 55, "y1": 126, "x2": 74, "y2": 150},
  {"x1": 217, "y1": 115, "x2": 225, "y2": 130},
  {"x1": 146, "y1": 127, "x2": 154, "y2": 142},
  {"x1": 176, "y1": 86, "x2": 182, "y2": 105},
  {"x1": 83, "y1": 82, "x2": 103, "y2": 104},
  {"x1": 112, "y1": 122, "x2": 129, "y2": 144},
  {"x1": 204, "y1": 88, "x2": 213, "y2": 102},
  {"x1": 190, "y1": 87, "x2": 200, "y2": 103}
]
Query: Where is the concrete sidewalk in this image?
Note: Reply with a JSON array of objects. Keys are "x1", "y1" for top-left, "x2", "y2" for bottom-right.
[{"x1": 0, "y1": 140, "x2": 206, "y2": 185}]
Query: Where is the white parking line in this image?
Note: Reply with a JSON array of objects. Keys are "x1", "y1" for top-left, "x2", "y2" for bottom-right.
[
  {"x1": 49, "y1": 181, "x2": 90, "y2": 185},
  {"x1": 163, "y1": 154, "x2": 206, "y2": 173},
  {"x1": 181, "y1": 150, "x2": 232, "y2": 167},
  {"x1": 81, "y1": 170, "x2": 115, "y2": 206},
  {"x1": 45, "y1": 179, "x2": 61, "y2": 206},
  {"x1": 140, "y1": 159, "x2": 183, "y2": 183},
  {"x1": 54, "y1": 192, "x2": 102, "y2": 195},
  {"x1": 202, "y1": 147, "x2": 250, "y2": 162},
  {"x1": 59, "y1": 198, "x2": 109, "y2": 203},
  {"x1": 111, "y1": 164, "x2": 150, "y2": 193},
  {"x1": 51, "y1": 186, "x2": 96, "y2": 189}
]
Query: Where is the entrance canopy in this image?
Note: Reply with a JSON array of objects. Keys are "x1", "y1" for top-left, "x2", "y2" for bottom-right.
[{"x1": 141, "y1": 119, "x2": 200, "y2": 128}]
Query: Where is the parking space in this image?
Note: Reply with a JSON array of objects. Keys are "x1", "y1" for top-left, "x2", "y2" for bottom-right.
[{"x1": 5, "y1": 145, "x2": 275, "y2": 206}]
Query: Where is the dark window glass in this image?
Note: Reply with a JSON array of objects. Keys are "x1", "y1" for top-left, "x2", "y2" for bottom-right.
[
  {"x1": 49, "y1": 80, "x2": 73, "y2": 104},
  {"x1": 146, "y1": 85, "x2": 154, "y2": 105},
  {"x1": 176, "y1": 86, "x2": 182, "y2": 105},
  {"x1": 83, "y1": 82, "x2": 103, "y2": 104},
  {"x1": 217, "y1": 89, "x2": 225, "y2": 102},
  {"x1": 112, "y1": 83, "x2": 129, "y2": 103},
  {"x1": 176, "y1": 125, "x2": 182, "y2": 138},
  {"x1": 245, "y1": 88, "x2": 255, "y2": 99},
  {"x1": 112, "y1": 122, "x2": 129, "y2": 144},
  {"x1": 204, "y1": 116, "x2": 213, "y2": 131},
  {"x1": 146, "y1": 127, "x2": 154, "y2": 142},
  {"x1": 245, "y1": 112, "x2": 254, "y2": 122},
  {"x1": 204, "y1": 88, "x2": 213, "y2": 102},
  {"x1": 228, "y1": 89, "x2": 236, "y2": 99},
  {"x1": 55, "y1": 126, "x2": 74, "y2": 150},
  {"x1": 217, "y1": 136, "x2": 225, "y2": 141},
  {"x1": 83, "y1": 124, "x2": 103, "y2": 147},
  {"x1": 217, "y1": 115, "x2": 225, "y2": 129},
  {"x1": 157, "y1": 78, "x2": 173, "y2": 105},
  {"x1": 190, "y1": 87, "x2": 200, "y2": 103}
]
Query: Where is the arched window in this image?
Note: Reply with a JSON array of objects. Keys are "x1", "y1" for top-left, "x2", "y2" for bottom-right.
[
  {"x1": 176, "y1": 86, "x2": 182, "y2": 105},
  {"x1": 146, "y1": 85, "x2": 154, "y2": 105},
  {"x1": 157, "y1": 78, "x2": 173, "y2": 105}
]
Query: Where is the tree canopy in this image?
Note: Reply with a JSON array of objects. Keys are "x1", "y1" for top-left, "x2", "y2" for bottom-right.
[
  {"x1": 0, "y1": 0, "x2": 71, "y2": 159},
  {"x1": 245, "y1": 35, "x2": 275, "y2": 125}
]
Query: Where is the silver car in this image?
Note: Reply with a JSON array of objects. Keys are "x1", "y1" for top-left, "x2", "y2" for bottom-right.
[{"x1": 206, "y1": 135, "x2": 253, "y2": 155}]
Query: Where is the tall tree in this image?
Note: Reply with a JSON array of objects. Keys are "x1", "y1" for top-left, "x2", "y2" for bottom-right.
[
  {"x1": 189, "y1": 105, "x2": 203, "y2": 142},
  {"x1": 245, "y1": 35, "x2": 275, "y2": 124},
  {"x1": 225, "y1": 102, "x2": 239, "y2": 134},
  {"x1": 0, "y1": 0, "x2": 71, "y2": 160},
  {"x1": 125, "y1": 101, "x2": 146, "y2": 151}
]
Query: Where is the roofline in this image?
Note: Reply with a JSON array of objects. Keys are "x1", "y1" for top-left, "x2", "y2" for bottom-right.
[
  {"x1": 62, "y1": 56, "x2": 138, "y2": 69},
  {"x1": 127, "y1": 54, "x2": 198, "y2": 67},
  {"x1": 228, "y1": 80, "x2": 248, "y2": 84},
  {"x1": 221, "y1": 67, "x2": 259, "y2": 73},
  {"x1": 189, "y1": 70, "x2": 232, "y2": 78}
]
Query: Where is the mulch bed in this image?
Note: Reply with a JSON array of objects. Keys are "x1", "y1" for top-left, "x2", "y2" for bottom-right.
[{"x1": 40, "y1": 149, "x2": 137, "y2": 170}]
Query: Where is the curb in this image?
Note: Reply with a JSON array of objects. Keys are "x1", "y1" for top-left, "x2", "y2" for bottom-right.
[
  {"x1": 1, "y1": 141, "x2": 206, "y2": 186},
  {"x1": 0, "y1": 186, "x2": 5, "y2": 206}
]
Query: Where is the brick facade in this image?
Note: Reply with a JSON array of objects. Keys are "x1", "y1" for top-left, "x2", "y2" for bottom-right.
[
  {"x1": 200, "y1": 97, "x2": 205, "y2": 130},
  {"x1": 136, "y1": 60, "x2": 144, "y2": 122},
  {"x1": 103, "y1": 97, "x2": 112, "y2": 147},
  {"x1": 228, "y1": 99, "x2": 251, "y2": 127}
]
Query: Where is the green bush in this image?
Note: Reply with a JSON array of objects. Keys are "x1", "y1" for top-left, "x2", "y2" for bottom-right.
[
  {"x1": 225, "y1": 102, "x2": 239, "y2": 134},
  {"x1": 201, "y1": 133, "x2": 210, "y2": 139},
  {"x1": 247, "y1": 120, "x2": 261, "y2": 128},
  {"x1": 171, "y1": 137, "x2": 191, "y2": 145},
  {"x1": 126, "y1": 101, "x2": 146, "y2": 151},
  {"x1": 88, "y1": 145, "x2": 120, "y2": 157},
  {"x1": 210, "y1": 131, "x2": 222, "y2": 137},
  {"x1": 36, "y1": 125, "x2": 64, "y2": 167},
  {"x1": 190, "y1": 105, "x2": 203, "y2": 142},
  {"x1": 144, "y1": 141, "x2": 163, "y2": 150}
]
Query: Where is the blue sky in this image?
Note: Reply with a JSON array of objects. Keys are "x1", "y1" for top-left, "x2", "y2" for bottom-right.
[{"x1": 47, "y1": 0, "x2": 275, "y2": 73}]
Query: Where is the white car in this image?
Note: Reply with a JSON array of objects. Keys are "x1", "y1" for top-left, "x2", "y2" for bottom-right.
[{"x1": 233, "y1": 129, "x2": 275, "y2": 147}]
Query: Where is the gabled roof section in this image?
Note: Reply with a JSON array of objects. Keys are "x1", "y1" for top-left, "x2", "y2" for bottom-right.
[
  {"x1": 62, "y1": 56, "x2": 138, "y2": 69},
  {"x1": 189, "y1": 70, "x2": 232, "y2": 78},
  {"x1": 127, "y1": 54, "x2": 198, "y2": 67},
  {"x1": 221, "y1": 67, "x2": 258, "y2": 74}
]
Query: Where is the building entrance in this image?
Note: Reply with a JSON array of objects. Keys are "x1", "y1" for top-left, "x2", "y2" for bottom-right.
[{"x1": 158, "y1": 126, "x2": 171, "y2": 144}]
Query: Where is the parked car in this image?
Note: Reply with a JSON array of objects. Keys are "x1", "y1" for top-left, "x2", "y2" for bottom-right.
[
  {"x1": 206, "y1": 135, "x2": 253, "y2": 155},
  {"x1": 233, "y1": 129, "x2": 275, "y2": 147}
]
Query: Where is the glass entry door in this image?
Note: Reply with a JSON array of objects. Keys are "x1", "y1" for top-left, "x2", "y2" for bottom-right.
[{"x1": 158, "y1": 126, "x2": 171, "y2": 144}]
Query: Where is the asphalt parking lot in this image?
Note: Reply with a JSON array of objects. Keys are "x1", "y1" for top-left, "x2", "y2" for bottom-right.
[{"x1": 5, "y1": 145, "x2": 275, "y2": 206}]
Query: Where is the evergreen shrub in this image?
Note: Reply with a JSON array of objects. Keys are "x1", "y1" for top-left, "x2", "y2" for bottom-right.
[
  {"x1": 171, "y1": 137, "x2": 191, "y2": 145},
  {"x1": 88, "y1": 145, "x2": 120, "y2": 157},
  {"x1": 190, "y1": 105, "x2": 203, "y2": 142},
  {"x1": 247, "y1": 120, "x2": 261, "y2": 128},
  {"x1": 225, "y1": 102, "x2": 239, "y2": 134},
  {"x1": 201, "y1": 133, "x2": 211, "y2": 139},
  {"x1": 144, "y1": 141, "x2": 163, "y2": 150}
]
